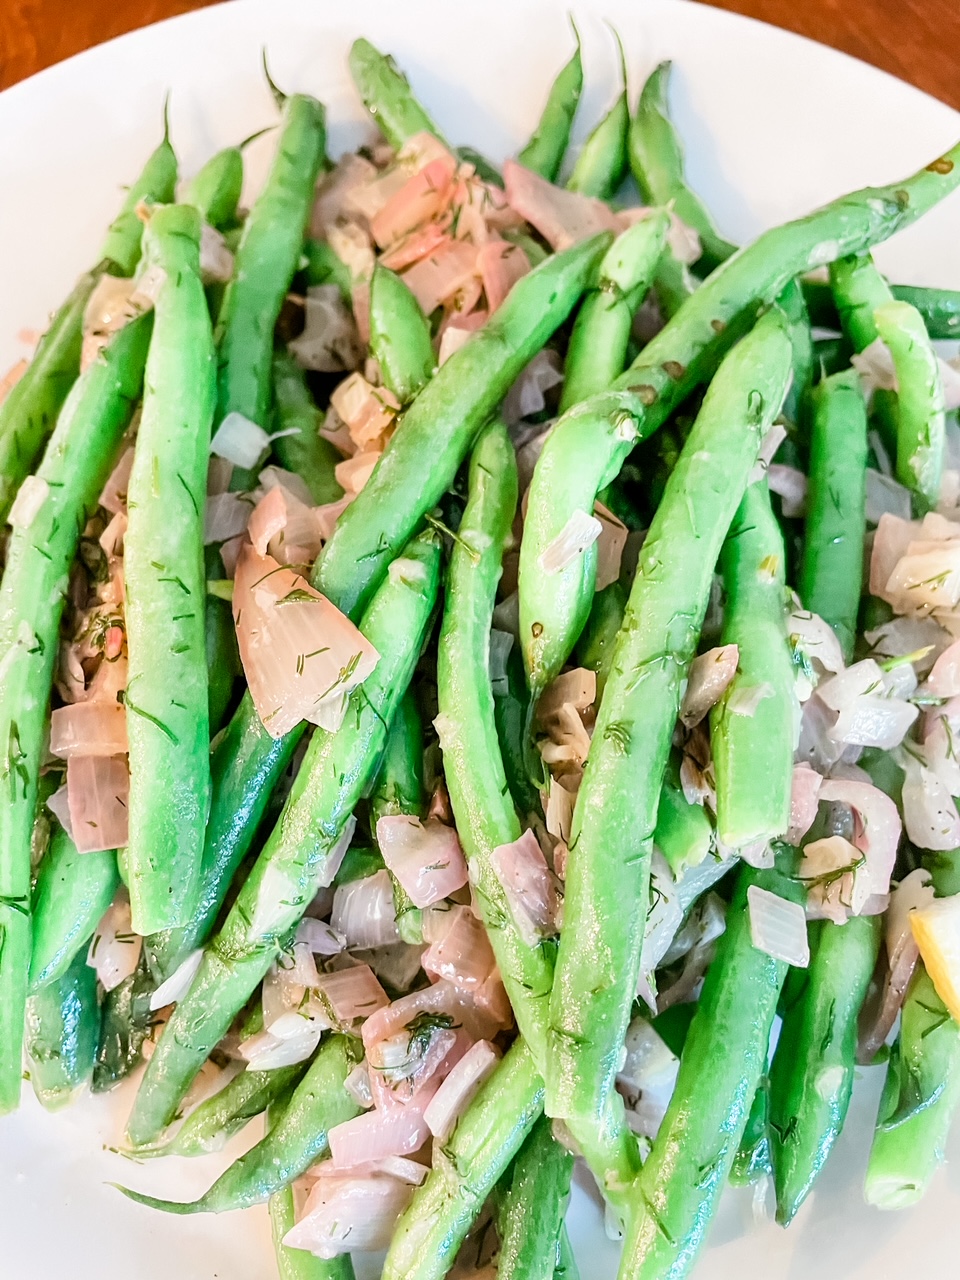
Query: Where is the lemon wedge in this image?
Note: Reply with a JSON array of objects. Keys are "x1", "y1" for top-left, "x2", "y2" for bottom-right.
[{"x1": 910, "y1": 895, "x2": 960, "y2": 1023}]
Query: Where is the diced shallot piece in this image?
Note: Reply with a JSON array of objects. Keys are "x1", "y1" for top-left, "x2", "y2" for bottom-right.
[
  {"x1": 786, "y1": 763, "x2": 823, "y2": 845},
  {"x1": 616, "y1": 1015, "x2": 680, "y2": 1140},
  {"x1": 283, "y1": 1171, "x2": 414, "y2": 1258},
  {"x1": 330, "y1": 373, "x2": 400, "y2": 451},
  {"x1": 335, "y1": 451, "x2": 381, "y2": 496},
  {"x1": 148, "y1": 948, "x2": 204, "y2": 1011},
  {"x1": 210, "y1": 412, "x2": 271, "y2": 471},
  {"x1": 801, "y1": 835, "x2": 871, "y2": 923},
  {"x1": 477, "y1": 239, "x2": 530, "y2": 312},
  {"x1": 402, "y1": 240, "x2": 479, "y2": 318},
  {"x1": 240, "y1": 1011, "x2": 326, "y2": 1070},
  {"x1": 594, "y1": 502, "x2": 628, "y2": 592},
  {"x1": 537, "y1": 667, "x2": 597, "y2": 722},
  {"x1": 747, "y1": 885, "x2": 810, "y2": 968},
  {"x1": 313, "y1": 964, "x2": 390, "y2": 1027},
  {"x1": 329, "y1": 1102, "x2": 430, "y2": 1169},
  {"x1": 376, "y1": 814, "x2": 468, "y2": 907},
  {"x1": 923, "y1": 638, "x2": 960, "y2": 698},
  {"x1": 680, "y1": 645, "x2": 739, "y2": 728},
  {"x1": 330, "y1": 869, "x2": 400, "y2": 949},
  {"x1": 901, "y1": 756, "x2": 960, "y2": 850},
  {"x1": 99, "y1": 446, "x2": 136, "y2": 514},
  {"x1": 422, "y1": 905, "x2": 495, "y2": 990},
  {"x1": 361, "y1": 977, "x2": 499, "y2": 1049},
  {"x1": 50, "y1": 702, "x2": 127, "y2": 758},
  {"x1": 88, "y1": 893, "x2": 141, "y2": 991},
  {"x1": 370, "y1": 153, "x2": 459, "y2": 248},
  {"x1": 423, "y1": 1039, "x2": 500, "y2": 1141},
  {"x1": 503, "y1": 159, "x2": 620, "y2": 250},
  {"x1": 489, "y1": 829, "x2": 560, "y2": 947},
  {"x1": 768, "y1": 464, "x2": 807, "y2": 518},
  {"x1": 288, "y1": 284, "x2": 363, "y2": 373},
  {"x1": 818, "y1": 778, "x2": 901, "y2": 898},
  {"x1": 232, "y1": 544, "x2": 379, "y2": 738},
  {"x1": 67, "y1": 754, "x2": 129, "y2": 853}
]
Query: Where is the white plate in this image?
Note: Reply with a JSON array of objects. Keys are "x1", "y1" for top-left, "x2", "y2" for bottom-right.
[{"x1": 1, "y1": 1, "x2": 959, "y2": 1276}]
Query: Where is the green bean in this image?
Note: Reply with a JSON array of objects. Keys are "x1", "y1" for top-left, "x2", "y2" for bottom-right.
[
  {"x1": 710, "y1": 481, "x2": 796, "y2": 848},
  {"x1": 24, "y1": 947, "x2": 99, "y2": 1110},
  {"x1": 29, "y1": 828, "x2": 119, "y2": 992},
  {"x1": 183, "y1": 146, "x2": 244, "y2": 230},
  {"x1": 828, "y1": 252, "x2": 899, "y2": 456},
  {"x1": 436, "y1": 423, "x2": 554, "y2": 1055},
  {"x1": 0, "y1": 132, "x2": 175, "y2": 524},
  {"x1": 729, "y1": 1078, "x2": 772, "y2": 1186},
  {"x1": 205, "y1": 589, "x2": 241, "y2": 737},
  {"x1": 317, "y1": 233, "x2": 608, "y2": 621},
  {"x1": 769, "y1": 915, "x2": 881, "y2": 1224},
  {"x1": 519, "y1": 139, "x2": 960, "y2": 695},
  {"x1": 653, "y1": 751, "x2": 713, "y2": 878},
  {"x1": 566, "y1": 32, "x2": 629, "y2": 200},
  {"x1": 865, "y1": 966, "x2": 960, "y2": 1208},
  {"x1": 874, "y1": 299, "x2": 945, "y2": 510},
  {"x1": 546, "y1": 313, "x2": 793, "y2": 1207},
  {"x1": 778, "y1": 278, "x2": 814, "y2": 430},
  {"x1": 0, "y1": 314, "x2": 150, "y2": 1113},
  {"x1": 457, "y1": 146, "x2": 504, "y2": 188},
  {"x1": 348, "y1": 38, "x2": 449, "y2": 151},
  {"x1": 496, "y1": 1113, "x2": 575, "y2": 1280},
  {"x1": 517, "y1": 28, "x2": 583, "y2": 181},
  {"x1": 126, "y1": 530, "x2": 441, "y2": 1146},
  {"x1": 813, "y1": 334, "x2": 854, "y2": 379},
  {"x1": 371, "y1": 689, "x2": 425, "y2": 944},
  {"x1": 92, "y1": 960, "x2": 154, "y2": 1093},
  {"x1": 653, "y1": 248, "x2": 697, "y2": 320},
  {"x1": 573, "y1": 581, "x2": 627, "y2": 701},
  {"x1": 493, "y1": 639, "x2": 540, "y2": 816},
  {"x1": 369, "y1": 264, "x2": 435, "y2": 405},
  {"x1": 267, "y1": 1101, "x2": 357, "y2": 1280},
  {"x1": 302, "y1": 239, "x2": 353, "y2": 301},
  {"x1": 120, "y1": 1035, "x2": 361, "y2": 1212},
  {"x1": 890, "y1": 283, "x2": 960, "y2": 338},
  {"x1": 124, "y1": 205, "x2": 215, "y2": 936},
  {"x1": 271, "y1": 350, "x2": 344, "y2": 505},
  {"x1": 629, "y1": 62, "x2": 736, "y2": 273},
  {"x1": 555, "y1": 1228, "x2": 580, "y2": 1280},
  {"x1": 619, "y1": 859, "x2": 804, "y2": 1280},
  {"x1": 382, "y1": 1038, "x2": 543, "y2": 1280},
  {"x1": 800, "y1": 368, "x2": 868, "y2": 661},
  {"x1": 133, "y1": 1062, "x2": 308, "y2": 1158},
  {"x1": 215, "y1": 91, "x2": 326, "y2": 482},
  {"x1": 559, "y1": 213, "x2": 670, "y2": 412}
]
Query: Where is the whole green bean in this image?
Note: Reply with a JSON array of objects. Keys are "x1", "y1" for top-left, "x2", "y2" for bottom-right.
[
  {"x1": 546, "y1": 313, "x2": 793, "y2": 1203},
  {"x1": 371, "y1": 689, "x2": 425, "y2": 944},
  {"x1": 0, "y1": 131, "x2": 175, "y2": 523},
  {"x1": 29, "y1": 828, "x2": 119, "y2": 991},
  {"x1": 348, "y1": 38, "x2": 449, "y2": 151},
  {"x1": 382, "y1": 1038, "x2": 543, "y2": 1280},
  {"x1": 205, "y1": 590, "x2": 241, "y2": 736},
  {"x1": 316, "y1": 233, "x2": 609, "y2": 621},
  {"x1": 127, "y1": 531, "x2": 441, "y2": 1146},
  {"x1": 619, "y1": 859, "x2": 804, "y2": 1280},
  {"x1": 828, "y1": 252, "x2": 898, "y2": 456},
  {"x1": 560, "y1": 213, "x2": 670, "y2": 412},
  {"x1": 874, "y1": 298, "x2": 945, "y2": 510},
  {"x1": 629, "y1": 62, "x2": 736, "y2": 273},
  {"x1": 271, "y1": 350, "x2": 344, "y2": 505},
  {"x1": 769, "y1": 915, "x2": 881, "y2": 1224},
  {"x1": 778, "y1": 277, "x2": 814, "y2": 430},
  {"x1": 369, "y1": 265, "x2": 435, "y2": 405},
  {"x1": 799, "y1": 368, "x2": 868, "y2": 661},
  {"x1": 93, "y1": 960, "x2": 155, "y2": 1093},
  {"x1": 24, "y1": 947, "x2": 99, "y2": 1110},
  {"x1": 710, "y1": 481, "x2": 797, "y2": 848},
  {"x1": 183, "y1": 146, "x2": 245, "y2": 230},
  {"x1": 890, "y1": 283, "x2": 960, "y2": 338},
  {"x1": 215, "y1": 91, "x2": 326, "y2": 480},
  {"x1": 496, "y1": 1113, "x2": 575, "y2": 1280},
  {"x1": 865, "y1": 966, "x2": 960, "y2": 1208},
  {"x1": 566, "y1": 31, "x2": 629, "y2": 199},
  {"x1": 573, "y1": 581, "x2": 626, "y2": 701},
  {"x1": 0, "y1": 314, "x2": 150, "y2": 1113},
  {"x1": 653, "y1": 751, "x2": 713, "y2": 878},
  {"x1": 133, "y1": 1061, "x2": 307, "y2": 1158},
  {"x1": 517, "y1": 29, "x2": 583, "y2": 182},
  {"x1": 493, "y1": 639, "x2": 540, "y2": 816},
  {"x1": 121, "y1": 1035, "x2": 361, "y2": 1212},
  {"x1": 729, "y1": 1078, "x2": 772, "y2": 1186},
  {"x1": 519, "y1": 138, "x2": 960, "y2": 695},
  {"x1": 124, "y1": 205, "x2": 215, "y2": 936}
]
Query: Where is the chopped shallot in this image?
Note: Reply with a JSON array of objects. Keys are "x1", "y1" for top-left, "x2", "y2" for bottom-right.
[
  {"x1": 361, "y1": 977, "x2": 499, "y2": 1050},
  {"x1": 422, "y1": 905, "x2": 495, "y2": 990},
  {"x1": 240, "y1": 1011, "x2": 326, "y2": 1070},
  {"x1": 335, "y1": 451, "x2": 380, "y2": 496},
  {"x1": 329, "y1": 1103, "x2": 429, "y2": 1169},
  {"x1": 747, "y1": 885, "x2": 810, "y2": 968},
  {"x1": 503, "y1": 159, "x2": 620, "y2": 250},
  {"x1": 477, "y1": 239, "x2": 530, "y2": 312},
  {"x1": 283, "y1": 1170, "x2": 414, "y2": 1258},
  {"x1": 594, "y1": 502, "x2": 628, "y2": 592},
  {"x1": 768, "y1": 464, "x2": 807, "y2": 518},
  {"x1": 50, "y1": 702, "x2": 127, "y2": 758},
  {"x1": 204, "y1": 491, "x2": 252, "y2": 544},
  {"x1": 923, "y1": 638, "x2": 960, "y2": 698},
  {"x1": 330, "y1": 373, "x2": 400, "y2": 451},
  {"x1": 502, "y1": 349, "x2": 564, "y2": 425},
  {"x1": 787, "y1": 763, "x2": 823, "y2": 845},
  {"x1": 232, "y1": 544, "x2": 379, "y2": 738},
  {"x1": 901, "y1": 756, "x2": 960, "y2": 850},
  {"x1": 617, "y1": 1015, "x2": 680, "y2": 1140},
  {"x1": 88, "y1": 893, "x2": 141, "y2": 991},
  {"x1": 210, "y1": 412, "x2": 271, "y2": 470},
  {"x1": 289, "y1": 284, "x2": 363, "y2": 373},
  {"x1": 99, "y1": 446, "x2": 135, "y2": 514},
  {"x1": 313, "y1": 964, "x2": 390, "y2": 1027},
  {"x1": 788, "y1": 609, "x2": 845, "y2": 681},
  {"x1": 726, "y1": 682, "x2": 774, "y2": 718},
  {"x1": 423, "y1": 1039, "x2": 500, "y2": 1140},
  {"x1": 67, "y1": 754, "x2": 129, "y2": 853},
  {"x1": 865, "y1": 469, "x2": 912, "y2": 524},
  {"x1": 489, "y1": 829, "x2": 560, "y2": 947},
  {"x1": 376, "y1": 814, "x2": 468, "y2": 907},
  {"x1": 402, "y1": 240, "x2": 478, "y2": 317},
  {"x1": 680, "y1": 645, "x2": 739, "y2": 727},
  {"x1": 330, "y1": 870, "x2": 400, "y2": 949},
  {"x1": 149, "y1": 948, "x2": 204, "y2": 1011}
]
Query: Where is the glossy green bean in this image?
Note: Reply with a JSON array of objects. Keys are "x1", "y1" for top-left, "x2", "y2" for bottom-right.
[
  {"x1": 496, "y1": 1113, "x2": 575, "y2": 1280},
  {"x1": 29, "y1": 828, "x2": 119, "y2": 991},
  {"x1": 268, "y1": 1123, "x2": 357, "y2": 1280},
  {"x1": 369, "y1": 265, "x2": 435, "y2": 405},
  {"x1": 517, "y1": 31, "x2": 583, "y2": 181},
  {"x1": 183, "y1": 147, "x2": 245, "y2": 230},
  {"x1": 92, "y1": 960, "x2": 154, "y2": 1093},
  {"x1": 371, "y1": 689, "x2": 426, "y2": 944},
  {"x1": 348, "y1": 38, "x2": 449, "y2": 151},
  {"x1": 271, "y1": 350, "x2": 344, "y2": 505},
  {"x1": 566, "y1": 32, "x2": 629, "y2": 199},
  {"x1": 24, "y1": 947, "x2": 99, "y2": 1110},
  {"x1": 875, "y1": 299, "x2": 945, "y2": 510},
  {"x1": 572, "y1": 581, "x2": 626, "y2": 701}
]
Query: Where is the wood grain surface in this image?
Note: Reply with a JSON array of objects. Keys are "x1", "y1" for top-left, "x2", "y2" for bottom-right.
[{"x1": 0, "y1": 0, "x2": 958, "y2": 109}]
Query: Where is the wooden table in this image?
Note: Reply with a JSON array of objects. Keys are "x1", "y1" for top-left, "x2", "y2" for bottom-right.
[{"x1": 1, "y1": 0, "x2": 960, "y2": 109}]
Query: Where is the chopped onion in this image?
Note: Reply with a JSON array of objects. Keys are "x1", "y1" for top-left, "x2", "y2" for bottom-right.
[
  {"x1": 329, "y1": 1103, "x2": 429, "y2": 1170},
  {"x1": 923, "y1": 637, "x2": 960, "y2": 698},
  {"x1": 46, "y1": 782, "x2": 74, "y2": 840},
  {"x1": 50, "y1": 702, "x2": 127, "y2": 758},
  {"x1": 376, "y1": 815, "x2": 468, "y2": 908},
  {"x1": 330, "y1": 372, "x2": 400, "y2": 451},
  {"x1": 370, "y1": 151, "x2": 458, "y2": 247},
  {"x1": 478, "y1": 239, "x2": 530, "y2": 312},
  {"x1": 307, "y1": 1154, "x2": 428, "y2": 1186},
  {"x1": 787, "y1": 610, "x2": 845, "y2": 679},
  {"x1": 204, "y1": 491, "x2": 252, "y2": 544},
  {"x1": 330, "y1": 869, "x2": 400, "y2": 949},
  {"x1": 747, "y1": 885, "x2": 810, "y2": 967},
  {"x1": 680, "y1": 645, "x2": 739, "y2": 727},
  {"x1": 232, "y1": 544, "x2": 379, "y2": 738},
  {"x1": 852, "y1": 337, "x2": 898, "y2": 396},
  {"x1": 361, "y1": 977, "x2": 499, "y2": 1052},
  {"x1": 211, "y1": 412, "x2": 270, "y2": 470},
  {"x1": 768, "y1": 464, "x2": 807, "y2": 518},
  {"x1": 423, "y1": 1039, "x2": 499, "y2": 1141},
  {"x1": 594, "y1": 502, "x2": 628, "y2": 592},
  {"x1": 726, "y1": 681, "x2": 774, "y2": 718},
  {"x1": 830, "y1": 693, "x2": 917, "y2": 749},
  {"x1": 344, "y1": 1060, "x2": 374, "y2": 1110},
  {"x1": 296, "y1": 917, "x2": 345, "y2": 957},
  {"x1": 749, "y1": 423, "x2": 788, "y2": 484},
  {"x1": 885, "y1": 541, "x2": 960, "y2": 613},
  {"x1": 489, "y1": 628, "x2": 513, "y2": 697},
  {"x1": 335, "y1": 450, "x2": 381, "y2": 496},
  {"x1": 503, "y1": 159, "x2": 620, "y2": 250},
  {"x1": 545, "y1": 774, "x2": 577, "y2": 844},
  {"x1": 312, "y1": 152, "x2": 378, "y2": 234},
  {"x1": 87, "y1": 893, "x2": 141, "y2": 991},
  {"x1": 9, "y1": 474, "x2": 48, "y2": 529},
  {"x1": 438, "y1": 324, "x2": 474, "y2": 366},
  {"x1": 616, "y1": 1015, "x2": 680, "y2": 1140},
  {"x1": 865, "y1": 469, "x2": 912, "y2": 524},
  {"x1": 288, "y1": 284, "x2": 363, "y2": 374},
  {"x1": 864, "y1": 614, "x2": 951, "y2": 672},
  {"x1": 67, "y1": 754, "x2": 129, "y2": 853},
  {"x1": 422, "y1": 905, "x2": 495, "y2": 990},
  {"x1": 901, "y1": 756, "x2": 960, "y2": 850},
  {"x1": 489, "y1": 829, "x2": 560, "y2": 947},
  {"x1": 149, "y1": 948, "x2": 204, "y2": 1011},
  {"x1": 313, "y1": 964, "x2": 389, "y2": 1027},
  {"x1": 787, "y1": 763, "x2": 823, "y2": 845},
  {"x1": 818, "y1": 778, "x2": 901, "y2": 898},
  {"x1": 199, "y1": 223, "x2": 234, "y2": 283},
  {"x1": 802, "y1": 835, "x2": 870, "y2": 923},
  {"x1": 887, "y1": 868, "x2": 935, "y2": 976},
  {"x1": 502, "y1": 349, "x2": 564, "y2": 426},
  {"x1": 402, "y1": 239, "x2": 479, "y2": 318},
  {"x1": 99, "y1": 446, "x2": 136, "y2": 514},
  {"x1": 240, "y1": 1011, "x2": 325, "y2": 1070},
  {"x1": 537, "y1": 667, "x2": 596, "y2": 722},
  {"x1": 283, "y1": 1170, "x2": 414, "y2": 1258}
]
